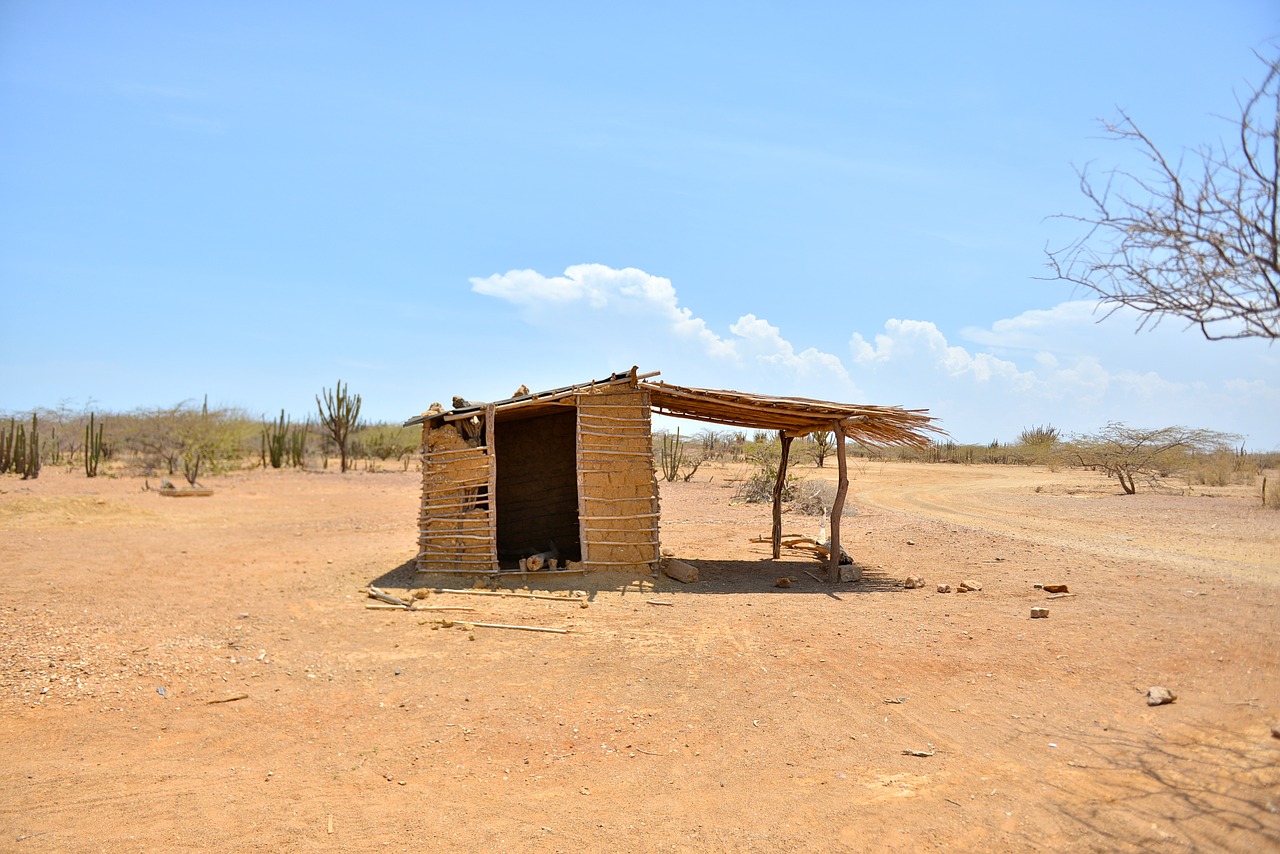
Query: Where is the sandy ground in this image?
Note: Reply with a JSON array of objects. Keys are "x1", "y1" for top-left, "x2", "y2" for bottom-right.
[{"x1": 1, "y1": 460, "x2": 1278, "y2": 852}]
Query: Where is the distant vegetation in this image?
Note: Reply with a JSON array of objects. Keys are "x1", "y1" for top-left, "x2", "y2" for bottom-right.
[
  {"x1": 654, "y1": 424, "x2": 1279, "y2": 508},
  {"x1": 4, "y1": 395, "x2": 1276, "y2": 508},
  {"x1": 0, "y1": 393, "x2": 419, "y2": 483}
]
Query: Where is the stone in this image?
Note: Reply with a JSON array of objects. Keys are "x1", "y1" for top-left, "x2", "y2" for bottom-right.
[
  {"x1": 838, "y1": 564, "x2": 862, "y2": 583},
  {"x1": 1042, "y1": 584, "x2": 1069, "y2": 594},
  {"x1": 1146, "y1": 686, "x2": 1177, "y2": 706},
  {"x1": 937, "y1": 584, "x2": 952, "y2": 593},
  {"x1": 775, "y1": 577, "x2": 792, "y2": 588},
  {"x1": 957, "y1": 579, "x2": 983, "y2": 592},
  {"x1": 1030, "y1": 607, "x2": 1049, "y2": 619},
  {"x1": 904, "y1": 575, "x2": 925, "y2": 589},
  {"x1": 1271, "y1": 723, "x2": 1280, "y2": 739},
  {"x1": 662, "y1": 559, "x2": 699, "y2": 584}
]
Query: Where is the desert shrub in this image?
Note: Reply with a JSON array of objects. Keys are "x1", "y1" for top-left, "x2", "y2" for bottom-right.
[
  {"x1": 1184, "y1": 449, "x2": 1251, "y2": 487},
  {"x1": 1264, "y1": 473, "x2": 1280, "y2": 509},
  {"x1": 733, "y1": 439, "x2": 799, "y2": 504},
  {"x1": 789, "y1": 478, "x2": 827, "y2": 515},
  {"x1": 356, "y1": 424, "x2": 419, "y2": 463}
]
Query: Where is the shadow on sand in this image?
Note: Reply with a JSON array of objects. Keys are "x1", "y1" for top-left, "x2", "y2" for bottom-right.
[{"x1": 368, "y1": 557, "x2": 905, "y2": 603}]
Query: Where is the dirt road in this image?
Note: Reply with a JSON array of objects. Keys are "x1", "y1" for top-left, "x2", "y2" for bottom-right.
[{"x1": 2, "y1": 462, "x2": 1277, "y2": 852}]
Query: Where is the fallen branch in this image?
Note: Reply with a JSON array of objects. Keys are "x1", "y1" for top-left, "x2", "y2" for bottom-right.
[
  {"x1": 366, "y1": 586, "x2": 411, "y2": 608},
  {"x1": 365, "y1": 603, "x2": 476, "y2": 612},
  {"x1": 646, "y1": 599, "x2": 675, "y2": 606},
  {"x1": 436, "y1": 619, "x2": 568, "y2": 634},
  {"x1": 438, "y1": 588, "x2": 587, "y2": 606},
  {"x1": 206, "y1": 693, "x2": 249, "y2": 704},
  {"x1": 901, "y1": 747, "x2": 936, "y2": 757}
]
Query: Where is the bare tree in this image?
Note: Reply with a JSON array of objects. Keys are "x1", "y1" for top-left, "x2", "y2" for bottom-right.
[
  {"x1": 316, "y1": 379, "x2": 362, "y2": 473},
  {"x1": 1046, "y1": 51, "x2": 1280, "y2": 341},
  {"x1": 808, "y1": 430, "x2": 834, "y2": 468},
  {"x1": 1066, "y1": 423, "x2": 1238, "y2": 494}
]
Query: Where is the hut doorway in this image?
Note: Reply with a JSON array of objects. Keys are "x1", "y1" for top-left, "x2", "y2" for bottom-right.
[{"x1": 493, "y1": 409, "x2": 583, "y2": 565}]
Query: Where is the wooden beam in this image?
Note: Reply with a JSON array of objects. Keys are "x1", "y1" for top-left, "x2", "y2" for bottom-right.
[
  {"x1": 828, "y1": 422, "x2": 849, "y2": 581},
  {"x1": 772, "y1": 431, "x2": 793, "y2": 560}
]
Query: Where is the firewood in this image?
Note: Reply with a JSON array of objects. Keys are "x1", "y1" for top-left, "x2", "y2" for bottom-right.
[{"x1": 524, "y1": 545, "x2": 558, "y2": 572}]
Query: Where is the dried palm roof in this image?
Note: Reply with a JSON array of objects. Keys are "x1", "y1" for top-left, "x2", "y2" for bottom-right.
[{"x1": 406, "y1": 368, "x2": 942, "y2": 447}]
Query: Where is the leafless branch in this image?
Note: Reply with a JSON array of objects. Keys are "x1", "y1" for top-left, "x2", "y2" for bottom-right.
[{"x1": 1045, "y1": 51, "x2": 1280, "y2": 341}]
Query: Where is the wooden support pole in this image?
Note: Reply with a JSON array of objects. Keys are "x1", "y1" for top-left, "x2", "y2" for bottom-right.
[
  {"x1": 484, "y1": 403, "x2": 498, "y2": 573},
  {"x1": 828, "y1": 424, "x2": 849, "y2": 581},
  {"x1": 772, "y1": 430, "x2": 793, "y2": 560}
]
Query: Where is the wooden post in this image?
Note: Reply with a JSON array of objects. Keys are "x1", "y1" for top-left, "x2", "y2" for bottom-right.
[
  {"x1": 485, "y1": 404, "x2": 498, "y2": 573},
  {"x1": 828, "y1": 423, "x2": 848, "y2": 582},
  {"x1": 771, "y1": 431, "x2": 793, "y2": 560}
]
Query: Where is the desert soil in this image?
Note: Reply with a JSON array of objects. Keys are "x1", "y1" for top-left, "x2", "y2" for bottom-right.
[{"x1": 2, "y1": 460, "x2": 1278, "y2": 852}]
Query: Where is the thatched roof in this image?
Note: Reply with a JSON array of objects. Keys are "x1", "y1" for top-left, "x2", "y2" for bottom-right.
[{"x1": 407, "y1": 368, "x2": 942, "y2": 448}]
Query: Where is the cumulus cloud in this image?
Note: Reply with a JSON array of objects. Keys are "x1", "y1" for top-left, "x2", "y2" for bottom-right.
[
  {"x1": 471, "y1": 264, "x2": 842, "y2": 384},
  {"x1": 849, "y1": 304, "x2": 1279, "y2": 445},
  {"x1": 470, "y1": 264, "x2": 1279, "y2": 446}
]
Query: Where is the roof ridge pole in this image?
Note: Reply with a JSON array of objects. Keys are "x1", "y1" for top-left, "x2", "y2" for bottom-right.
[
  {"x1": 771, "y1": 430, "x2": 793, "y2": 560},
  {"x1": 828, "y1": 422, "x2": 849, "y2": 582}
]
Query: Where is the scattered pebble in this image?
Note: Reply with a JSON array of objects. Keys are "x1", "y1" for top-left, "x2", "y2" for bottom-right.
[
  {"x1": 1146, "y1": 686, "x2": 1177, "y2": 707},
  {"x1": 904, "y1": 575, "x2": 925, "y2": 589},
  {"x1": 936, "y1": 584, "x2": 952, "y2": 593}
]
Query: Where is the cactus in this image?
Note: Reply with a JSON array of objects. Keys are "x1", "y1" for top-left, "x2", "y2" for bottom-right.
[
  {"x1": 0, "y1": 417, "x2": 14, "y2": 473},
  {"x1": 288, "y1": 422, "x2": 308, "y2": 468},
  {"x1": 659, "y1": 427, "x2": 685, "y2": 482},
  {"x1": 262, "y1": 409, "x2": 289, "y2": 469},
  {"x1": 84, "y1": 412, "x2": 104, "y2": 477},
  {"x1": 12, "y1": 422, "x2": 26, "y2": 477},
  {"x1": 22, "y1": 414, "x2": 40, "y2": 479}
]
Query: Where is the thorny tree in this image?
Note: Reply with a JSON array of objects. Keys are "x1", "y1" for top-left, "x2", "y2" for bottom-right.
[
  {"x1": 316, "y1": 379, "x2": 362, "y2": 473},
  {"x1": 1046, "y1": 51, "x2": 1280, "y2": 341},
  {"x1": 1067, "y1": 423, "x2": 1238, "y2": 495}
]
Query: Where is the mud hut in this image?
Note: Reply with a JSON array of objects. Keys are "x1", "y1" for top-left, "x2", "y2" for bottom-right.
[{"x1": 405, "y1": 367, "x2": 939, "y2": 579}]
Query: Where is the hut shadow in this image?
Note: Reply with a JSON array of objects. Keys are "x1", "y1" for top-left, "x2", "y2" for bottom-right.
[
  {"x1": 367, "y1": 559, "x2": 419, "y2": 591},
  {"x1": 366, "y1": 557, "x2": 905, "y2": 603}
]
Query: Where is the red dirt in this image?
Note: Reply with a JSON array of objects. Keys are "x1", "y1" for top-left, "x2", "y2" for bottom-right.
[{"x1": 2, "y1": 461, "x2": 1278, "y2": 852}]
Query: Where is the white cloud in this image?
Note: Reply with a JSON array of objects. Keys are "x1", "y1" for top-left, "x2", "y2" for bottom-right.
[
  {"x1": 850, "y1": 304, "x2": 1280, "y2": 446},
  {"x1": 471, "y1": 264, "x2": 842, "y2": 385},
  {"x1": 471, "y1": 265, "x2": 1280, "y2": 447}
]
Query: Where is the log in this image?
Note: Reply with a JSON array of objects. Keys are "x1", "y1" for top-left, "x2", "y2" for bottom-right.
[
  {"x1": 524, "y1": 546, "x2": 559, "y2": 572},
  {"x1": 662, "y1": 559, "x2": 698, "y2": 583}
]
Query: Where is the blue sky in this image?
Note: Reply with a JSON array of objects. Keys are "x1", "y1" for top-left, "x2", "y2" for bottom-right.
[{"x1": 3, "y1": 1, "x2": 1278, "y2": 447}]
